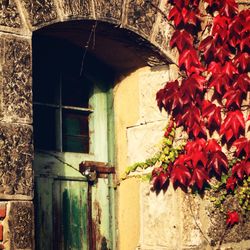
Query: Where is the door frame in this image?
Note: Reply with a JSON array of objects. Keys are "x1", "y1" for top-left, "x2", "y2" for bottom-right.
[{"x1": 32, "y1": 33, "x2": 116, "y2": 249}]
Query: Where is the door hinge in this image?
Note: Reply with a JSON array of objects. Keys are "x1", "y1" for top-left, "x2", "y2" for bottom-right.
[{"x1": 79, "y1": 161, "x2": 115, "y2": 182}]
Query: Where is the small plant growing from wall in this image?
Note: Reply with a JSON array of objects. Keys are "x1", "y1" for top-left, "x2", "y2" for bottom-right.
[{"x1": 122, "y1": 0, "x2": 250, "y2": 245}]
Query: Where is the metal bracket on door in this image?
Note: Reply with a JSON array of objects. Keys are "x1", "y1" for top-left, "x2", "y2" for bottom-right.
[{"x1": 79, "y1": 161, "x2": 115, "y2": 183}]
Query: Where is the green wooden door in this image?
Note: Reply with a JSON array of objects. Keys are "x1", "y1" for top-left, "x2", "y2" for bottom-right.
[
  {"x1": 53, "y1": 179, "x2": 88, "y2": 250},
  {"x1": 35, "y1": 177, "x2": 88, "y2": 250},
  {"x1": 33, "y1": 34, "x2": 115, "y2": 250}
]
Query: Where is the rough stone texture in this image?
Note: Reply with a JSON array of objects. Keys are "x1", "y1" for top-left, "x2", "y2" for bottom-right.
[
  {"x1": 126, "y1": 0, "x2": 160, "y2": 37},
  {"x1": 8, "y1": 201, "x2": 34, "y2": 249},
  {"x1": 60, "y1": 0, "x2": 93, "y2": 19},
  {"x1": 208, "y1": 196, "x2": 250, "y2": 246},
  {"x1": 1, "y1": 36, "x2": 32, "y2": 123},
  {"x1": 152, "y1": 0, "x2": 178, "y2": 62},
  {"x1": 0, "y1": 38, "x2": 3, "y2": 118},
  {"x1": 0, "y1": 122, "x2": 33, "y2": 199},
  {"x1": 94, "y1": 0, "x2": 123, "y2": 22},
  {"x1": 0, "y1": 0, "x2": 22, "y2": 29},
  {"x1": 21, "y1": 0, "x2": 57, "y2": 27},
  {"x1": 181, "y1": 195, "x2": 211, "y2": 249}
]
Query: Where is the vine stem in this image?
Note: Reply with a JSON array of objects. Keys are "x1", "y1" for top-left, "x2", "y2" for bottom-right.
[
  {"x1": 187, "y1": 194, "x2": 212, "y2": 247},
  {"x1": 217, "y1": 225, "x2": 229, "y2": 250}
]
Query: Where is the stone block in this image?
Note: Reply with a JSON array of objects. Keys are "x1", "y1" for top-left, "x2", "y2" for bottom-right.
[
  {"x1": 138, "y1": 65, "x2": 169, "y2": 123},
  {"x1": 94, "y1": 0, "x2": 123, "y2": 23},
  {"x1": 21, "y1": 0, "x2": 57, "y2": 27},
  {"x1": 138, "y1": 183, "x2": 183, "y2": 249},
  {"x1": 8, "y1": 201, "x2": 34, "y2": 250},
  {"x1": 0, "y1": 122, "x2": 33, "y2": 199},
  {"x1": 151, "y1": 0, "x2": 177, "y2": 63},
  {"x1": 127, "y1": 120, "x2": 166, "y2": 164},
  {"x1": 125, "y1": 0, "x2": 160, "y2": 37},
  {"x1": 60, "y1": 0, "x2": 94, "y2": 19},
  {"x1": 0, "y1": 0, "x2": 22, "y2": 29},
  {"x1": 0, "y1": 36, "x2": 32, "y2": 123}
]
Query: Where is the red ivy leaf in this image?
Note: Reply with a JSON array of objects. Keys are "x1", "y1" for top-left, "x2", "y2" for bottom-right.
[
  {"x1": 152, "y1": 167, "x2": 169, "y2": 191},
  {"x1": 223, "y1": 61, "x2": 238, "y2": 79},
  {"x1": 152, "y1": 172, "x2": 169, "y2": 191},
  {"x1": 169, "y1": 7, "x2": 200, "y2": 27},
  {"x1": 232, "y1": 160, "x2": 250, "y2": 180},
  {"x1": 220, "y1": 0, "x2": 238, "y2": 17},
  {"x1": 214, "y1": 44, "x2": 232, "y2": 63},
  {"x1": 209, "y1": 73, "x2": 231, "y2": 95},
  {"x1": 181, "y1": 74, "x2": 206, "y2": 100},
  {"x1": 205, "y1": 139, "x2": 222, "y2": 153},
  {"x1": 189, "y1": 167, "x2": 209, "y2": 190},
  {"x1": 156, "y1": 80, "x2": 179, "y2": 112},
  {"x1": 207, "y1": 62, "x2": 237, "y2": 95},
  {"x1": 171, "y1": 165, "x2": 191, "y2": 188},
  {"x1": 223, "y1": 88, "x2": 243, "y2": 109},
  {"x1": 179, "y1": 49, "x2": 203, "y2": 73},
  {"x1": 208, "y1": 61, "x2": 222, "y2": 74},
  {"x1": 239, "y1": 36, "x2": 250, "y2": 52},
  {"x1": 232, "y1": 137, "x2": 250, "y2": 158},
  {"x1": 185, "y1": 138, "x2": 206, "y2": 154},
  {"x1": 212, "y1": 15, "x2": 230, "y2": 41},
  {"x1": 189, "y1": 121, "x2": 207, "y2": 138},
  {"x1": 220, "y1": 110, "x2": 245, "y2": 142},
  {"x1": 226, "y1": 176, "x2": 237, "y2": 191},
  {"x1": 191, "y1": 151, "x2": 208, "y2": 168},
  {"x1": 168, "y1": 6, "x2": 183, "y2": 27},
  {"x1": 181, "y1": 105, "x2": 200, "y2": 127},
  {"x1": 207, "y1": 151, "x2": 228, "y2": 176},
  {"x1": 170, "y1": 30, "x2": 194, "y2": 51},
  {"x1": 226, "y1": 211, "x2": 239, "y2": 226},
  {"x1": 202, "y1": 100, "x2": 221, "y2": 129},
  {"x1": 232, "y1": 74, "x2": 250, "y2": 94},
  {"x1": 182, "y1": 8, "x2": 201, "y2": 27},
  {"x1": 199, "y1": 35, "x2": 215, "y2": 62},
  {"x1": 234, "y1": 52, "x2": 250, "y2": 72}
]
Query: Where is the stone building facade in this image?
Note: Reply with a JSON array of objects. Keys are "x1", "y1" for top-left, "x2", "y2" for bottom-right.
[{"x1": 0, "y1": 0, "x2": 249, "y2": 249}]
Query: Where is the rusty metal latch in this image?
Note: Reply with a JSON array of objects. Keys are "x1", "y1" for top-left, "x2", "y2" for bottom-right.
[{"x1": 79, "y1": 161, "x2": 115, "y2": 182}]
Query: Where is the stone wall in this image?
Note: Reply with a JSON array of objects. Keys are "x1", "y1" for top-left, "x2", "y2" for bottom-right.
[
  {"x1": 0, "y1": 0, "x2": 248, "y2": 249},
  {"x1": 126, "y1": 58, "x2": 250, "y2": 250}
]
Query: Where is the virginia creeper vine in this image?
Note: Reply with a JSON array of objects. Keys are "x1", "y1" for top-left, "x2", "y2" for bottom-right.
[{"x1": 124, "y1": 0, "x2": 250, "y2": 228}]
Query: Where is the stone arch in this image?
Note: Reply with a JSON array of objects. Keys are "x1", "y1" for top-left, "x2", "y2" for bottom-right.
[
  {"x1": 0, "y1": 0, "x2": 174, "y2": 62},
  {"x1": 0, "y1": 0, "x2": 175, "y2": 123}
]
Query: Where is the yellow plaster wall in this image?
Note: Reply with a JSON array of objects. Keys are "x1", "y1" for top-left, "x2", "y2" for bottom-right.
[{"x1": 114, "y1": 67, "x2": 149, "y2": 250}]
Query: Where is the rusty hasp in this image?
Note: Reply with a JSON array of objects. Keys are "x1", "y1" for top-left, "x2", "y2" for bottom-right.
[{"x1": 79, "y1": 161, "x2": 115, "y2": 180}]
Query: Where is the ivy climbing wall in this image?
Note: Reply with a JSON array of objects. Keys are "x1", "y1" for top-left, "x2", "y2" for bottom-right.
[{"x1": 0, "y1": 0, "x2": 248, "y2": 249}]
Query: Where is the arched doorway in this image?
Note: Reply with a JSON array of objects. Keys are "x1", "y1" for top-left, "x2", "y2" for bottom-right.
[
  {"x1": 32, "y1": 22, "x2": 116, "y2": 250},
  {"x1": 32, "y1": 20, "x2": 170, "y2": 250}
]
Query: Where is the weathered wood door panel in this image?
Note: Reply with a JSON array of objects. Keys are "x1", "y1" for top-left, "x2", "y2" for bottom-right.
[
  {"x1": 53, "y1": 179, "x2": 88, "y2": 250},
  {"x1": 35, "y1": 177, "x2": 89, "y2": 250}
]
